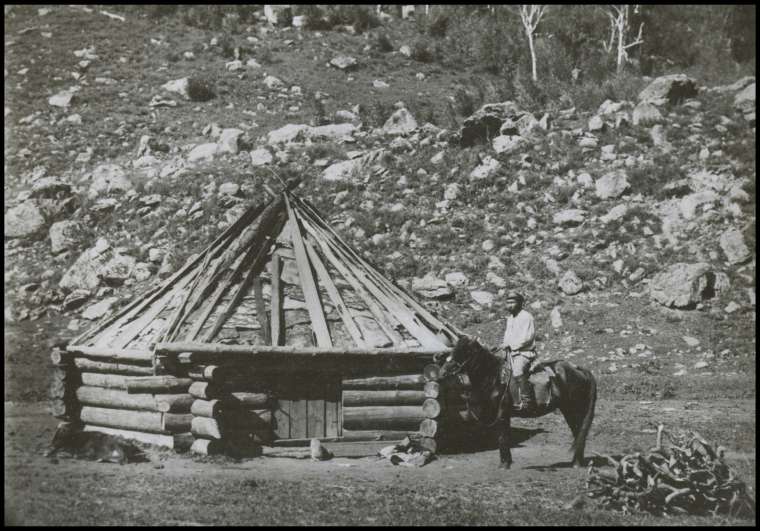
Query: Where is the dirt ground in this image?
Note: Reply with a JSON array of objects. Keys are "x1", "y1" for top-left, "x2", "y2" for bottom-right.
[{"x1": 5, "y1": 398, "x2": 755, "y2": 526}]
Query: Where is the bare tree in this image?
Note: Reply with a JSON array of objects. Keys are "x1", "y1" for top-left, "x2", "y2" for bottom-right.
[
  {"x1": 512, "y1": 5, "x2": 549, "y2": 82},
  {"x1": 602, "y1": 5, "x2": 644, "y2": 73}
]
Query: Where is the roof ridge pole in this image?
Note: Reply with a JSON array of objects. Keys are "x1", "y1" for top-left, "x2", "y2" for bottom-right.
[{"x1": 284, "y1": 194, "x2": 333, "y2": 348}]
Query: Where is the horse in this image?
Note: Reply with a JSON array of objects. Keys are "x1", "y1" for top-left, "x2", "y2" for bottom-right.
[{"x1": 436, "y1": 335, "x2": 597, "y2": 469}]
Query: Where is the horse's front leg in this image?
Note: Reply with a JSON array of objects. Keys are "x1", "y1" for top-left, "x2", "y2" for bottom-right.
[{"x1": 498, "y1": 416, "x2": 512, "y2": 469}]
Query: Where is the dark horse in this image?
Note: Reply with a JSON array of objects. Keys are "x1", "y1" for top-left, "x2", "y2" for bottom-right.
[{"x1": 437, "y1": 335, "x2": 597, "y2": 469}]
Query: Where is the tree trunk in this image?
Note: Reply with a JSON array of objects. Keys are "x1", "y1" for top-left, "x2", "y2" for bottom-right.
[{"x1": 529, "y1": 31, "x2": 538, "y2": 82}]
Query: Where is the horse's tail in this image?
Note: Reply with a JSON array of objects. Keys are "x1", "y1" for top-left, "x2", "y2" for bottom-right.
[{"x1": 569, "y1": 366, "x2": 597, "y2": 460}]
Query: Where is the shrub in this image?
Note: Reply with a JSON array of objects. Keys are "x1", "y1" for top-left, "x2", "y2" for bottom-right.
[
  {"x1": 427, "y1": 12, "x2": 450, "y2": 38},
  {"x1": 325, "y1": 5, "x2": 379, "y2": 33},
  {"x1": 187, "y1": 77, "x2": 215, "y2": 102},
  {"x1": 376, "y1": 32, "x2": 394, "y2": 53},
  {"x1": 411, "y1": 39, "x2": 435, "y2": 63}
]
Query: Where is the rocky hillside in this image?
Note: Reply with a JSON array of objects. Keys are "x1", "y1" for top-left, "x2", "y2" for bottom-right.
[{"x1": 4, "y1": 6, "x2": 756, "y2": 401}]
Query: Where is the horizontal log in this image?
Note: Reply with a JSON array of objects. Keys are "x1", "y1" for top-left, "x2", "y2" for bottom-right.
[
  {"x1": 342, "y1": 406, "x2": 426, "y2": 431},
  {"x1": 162, "y1": 413, "x2": 193, "y2": 433},
  {"x1": 341, "y1": 374, "x2": 425, "y2": 390},
  {"x1": 340, "y1": 430, "x2": 417, "y2": 441},
  {"x1": 419, "y1": 419, "x2": 439, "y2": 438},
  {"x1": 77, "y1": 386, "x2": 163, "y2": 412},
  {"x1": 159, "y1": 342, "x2": 449, "y2": 357},
  {"x1": 342, "y1": 390, "x2": 426, "y2": 407},
  {"x1": 225, "y1": 392, "x2": 272, "y2": 409},
  {"x1": 80, "y1": 372, "x2": 131, "y2": 389},
  {"x1": 190, "y1": 437, "x2": 264, "y2": 456},
  {"x1": 191, "y1": 399, "x2": 223, "y2": 418},
  {"x1": 74, "y1": 358, "x2": 154, "y2": 375},
  {"x1": 424, "y1": 381, "x2": 440, "y2": 399},
  {"x1": 191, "y1": 416, "x2": 273, "y2": 441},
  {"x1": 189, "y1": 381, "x2": 216, "y2": 400},
  {"x1": 218, "y1": 409, "x2": 272, "y2": 430},
  {"x1": 80, "y1": 406, "x2": 168, "y2": 434},
  {"x1": 67, "y1": 345, "x2": 153, "y2": 363},
  {"x1": 49, "y1": 398, "x2": 79, "y2": 421},
  {"x1": 422, "y1": 398, "x2": 442, "y2": 419},
  {"x1": 125, "y1": 376, "x2": 193, "y2": 394},
  {"x1": 83, "y1": 424, "x2": 186, "y2": 449},
  {"x1": 155, "y1": 394, "x2": 194, "y2": 414},
  {"x1": 190, "y1": 438, "x2": 225, "y2": 455}
]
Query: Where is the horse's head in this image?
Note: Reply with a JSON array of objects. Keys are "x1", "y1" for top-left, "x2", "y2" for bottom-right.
[{"x1": 438, "y1": 335, "x2": 487, "y2": 378}]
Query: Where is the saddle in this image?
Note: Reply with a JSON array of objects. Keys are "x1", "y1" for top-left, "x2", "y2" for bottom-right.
[{"x1": 499, "y1": 360, "x2": 558, "y2": 410}]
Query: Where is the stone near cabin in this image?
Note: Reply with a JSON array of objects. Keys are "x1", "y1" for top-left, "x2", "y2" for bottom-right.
[
  {"x1": 61, "y1": 289, "x2": 91, "y2": 312},
  {"x1": 559, "y1": 270, "x2": 583, "y2": 295},
  {"x1": 595, "y1": 170, "x2": 629, "y2": 199},
  {"x1": 649, "y1": 262, "x2": 718, "y2": 308},
  {"x1": 132, "y1": 262, "x2": 153, "y2": 282},
  {"x1": 81, "y1": 297, "x2": 119, "y2": 320},
  {"x1": 88, "y1": 164, "x2": 133, "y2": 199},
  {"x1": 412, "y1": 274, "x2": 453, "y2": 300},
  {"x1": 445, "y1": 272, "x2": 468, "y2": 287},
  {"x1": 719, "y1": 228, "x2": 750, "y2": 265},
  {"x1": 382, "y1": 108, "x2": 417, "y2": 136},
  {"x1": 250, "y1": 148, "x2": 273, "y2": 166},
  {"x1": 99, "y1": 254, "x2": 136, "y2": 287},
  {"x1": 4, "y1": 201, "x2": 47, "y2": 239},
  {"x1": 638, "y1": 74, "x2": 698, "y2": 105},
  {"x1": 49, "y1": 220, "x2": 82, "y2": 254},
  {"x1": 632, "y1": 101, "x2": 663, "y2": 126}
]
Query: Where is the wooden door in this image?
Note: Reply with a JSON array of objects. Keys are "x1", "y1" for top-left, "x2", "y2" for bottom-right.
[{"x1": 272, "y1": 375, "x2": 341, "y2": 439}]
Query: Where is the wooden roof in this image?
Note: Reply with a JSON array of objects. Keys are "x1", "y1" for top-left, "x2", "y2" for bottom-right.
[{"x1": 68, "y1": 192, "x2": 461, "y2": 355}]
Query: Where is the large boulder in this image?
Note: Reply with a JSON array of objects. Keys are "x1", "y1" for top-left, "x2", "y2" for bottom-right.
[
  {"x1": 459, "y1": 101, "x2": 522, "y2": 147},
  {"x1": 719, "y1": 228, "x2": 751, "y2": 265},
  {"x1": 217, "y1": 128, "x2": 245, "y2": 155},
  {"x1": 382, "y1": 108, "x2": 418, "y2": 136},
  {"x1": 187, "y1": 143, "x2": 220, "y2": 163},
  {"x1": 250, "y1": 148, "x2": 273, "y2": 166},
  {"x1": 412, "y1": 274, "x2": 454, "y2": 300},
  {"x1": 469, "y1": 156, "x2": 501, "y2": 181},
  {"x1": 492, "y1": 135, "x2": 525, "y2": 155},
  {"x1": 558, "y1": 270, "x2": 583, "y2": 295},
  {"x1": 649, "y1": 262, "x2": 720, "y2": 308},
  {"x1": 267, "y1": 124, "x2": 312, "y2": 145},
  {"x1": 4, "y1": 201, "x2": 47, "y2": 239},
  {"x1": 322, "y1": 159, "x2": 359, "y2": 182},
  {"x1": 638, "y1": 74, "x2": 698, "y2": 105},
  {"x1": 595, "y1": 170, "x2": 630, "y2": 199},
  {"x1": 88, "y1": 164, "x2": 133, "y2": 198},
  {"x1": 679, "y1": 191, "x2": 719, "y2": 220},
  {"x1": 29, "y1": 177, "x2": 73, "y2": 199},
  {"x1": 59, "y1": 240, "x2": 136, "y2": 291},
  {"x1": 734, "y1": 82, "x2": 755, "y2": 115}
]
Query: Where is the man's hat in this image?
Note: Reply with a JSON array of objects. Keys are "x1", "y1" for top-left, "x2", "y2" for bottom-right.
[{"x1": 505, "y1": 290, "x2": 524, "y2": 303}]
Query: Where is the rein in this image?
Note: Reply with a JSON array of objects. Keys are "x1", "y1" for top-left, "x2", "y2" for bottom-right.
[{"x1": 447, "y1": 347, "x2": 508, "y2": 428}]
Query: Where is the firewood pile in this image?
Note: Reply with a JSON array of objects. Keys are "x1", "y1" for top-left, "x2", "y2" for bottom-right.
[{"x1": 586, "y1": 424, "x2": 756, "y2": 518}]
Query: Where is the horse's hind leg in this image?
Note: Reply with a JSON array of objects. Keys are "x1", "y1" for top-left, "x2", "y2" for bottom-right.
[
  {"x1": 498, "y1": 417, "x2": 512, "y2": 469},
  {"x1": 559, "y1": 405, "x2": 583, "y2": 467}
]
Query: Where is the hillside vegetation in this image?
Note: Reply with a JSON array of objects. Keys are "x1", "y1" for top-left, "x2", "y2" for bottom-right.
[{"x1": 4, "y1": 5, "x2": 756, "y2": 403}]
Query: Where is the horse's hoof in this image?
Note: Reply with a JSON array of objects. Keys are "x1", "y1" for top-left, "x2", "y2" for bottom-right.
[
  {"x1": 499, "y1": 462, "x2": 511, "y2": 470},
  {"x1": 572, "y1": 461, "x2": 583, "y2": 469}
]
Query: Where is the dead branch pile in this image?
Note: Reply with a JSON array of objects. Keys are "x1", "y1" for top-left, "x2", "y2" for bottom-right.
[{"x1": 586, "y1": 424, "x2": 756, "y2": 518}]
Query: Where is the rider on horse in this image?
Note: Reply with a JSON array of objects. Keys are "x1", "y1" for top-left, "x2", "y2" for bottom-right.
[{"x1": 499, "y1": 290, "x2": 537, "y2": 413}]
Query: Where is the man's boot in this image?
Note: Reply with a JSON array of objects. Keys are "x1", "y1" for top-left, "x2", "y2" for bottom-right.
[{"x1": 515, "y1": 375, "x2": 537, "y2": 413}]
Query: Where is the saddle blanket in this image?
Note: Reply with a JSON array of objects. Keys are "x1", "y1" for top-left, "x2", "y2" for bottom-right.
[{"x1": 528, "y1": 365, "x2": 556, "y2": 407}]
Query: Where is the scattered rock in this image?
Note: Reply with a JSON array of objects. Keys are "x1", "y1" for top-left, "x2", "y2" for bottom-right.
[
  {"x1": 445, "y1": 272, "x2": 468, "y2": 287},
  {"x1": 187, "y1": 143, "x2": 220, "y2": 163},
  {"x1": 219, "y1": 182, "x2": 240, "y2": 196},
  {"x1": 329, "y1": 55, "x2": 358, "y2": 71},
  {"x1": 550, "y1": 306, "x2": 563, "y2": 329},
  {"x1": 600, "y1": 204, "x2": 629, "y2": 224},
  {"x1": 719, "y1": 228, "x2": 750, "y2": 264},
  {"x1": 49, "y1": 220, "x2": 82, "y2": 254},
  {"x1": 460, "y1": 101, "x2": 522, "y2": 147},
  {"x1": 81, "y1": 297, "x2": 118, "y2": 320},
  {"x1": 412, "y1": 274, "x2": 453, "y2": 300},
  {"x1": 48, "y1": 87, "x2": 79, "y2": 108},
  {"x1": 88, "y1": 164, "x2": 132, "y2": 198},
  {"x1": 632, "y1": 101, "x2": 663, "y2": 126},
  {"x1": 733, "y1": 83, "x2": 755, "y2": 115},
  {"x1": 161, "y1": 77, "x2": 189, "y2": 99},
  {"x1": 469, "y1": 156, "x2": 501, "y2": 181},
  {"x1": 382, "y1": 108, "x2": 417, "y2": 136},
  {"x1": 553, "y1": 209, "x2": 586, "y2": 226},
  {"x1": 4, "y1": 201, "x2": 47, "y2": 239},
  {"x1": 724, "y1": 301, "x2": 741, "y2": 314},
  {"x1": 62, "y1": 289, "x2": 91, "y2": 311},
  {"x1": 470, "y1": 290, "x2": 495, "y2": 306},
  {"x1": 322, "y1": 159, "x2": 358, "y2": 182},
  {"x1": 250, "y1": 148, "x2": 273, "y2": 166},
  {"x1": 588, "y1": 115, "x2": 605, "y2": 131},
  {"x1": 682, "y1": 336, "x2": 700, "y2": 347},
  {"x1": 310, "y1": 123, "x2": 357, "y2": 141},
  {"x1": 263, "y1": 75, "x2": 285, "y2": 90},
  {"x1": 492, "y1": 135, "x2": 525, "y2": 155},
  {"x1": 679, "y1": 191, "x2": 718, "y2": 220},
  {"x1": 217, "y1": 128, "x2": 245, "y2": 155},
  {"x1": 267, "y1": 124, "x2": 311, "y2": 145},
  {"x1": 559, "y1": 270, "x2": 583, "y2": 295},
  {"x1": 595, "y1": 170, "x2": 630, "y2": 199},
  {"x1": 649, "y1": 262, "x2": 717, "y2": 308},
  {"x1": 638, "y1": 74, "x2": 698, "y2": 105}
]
